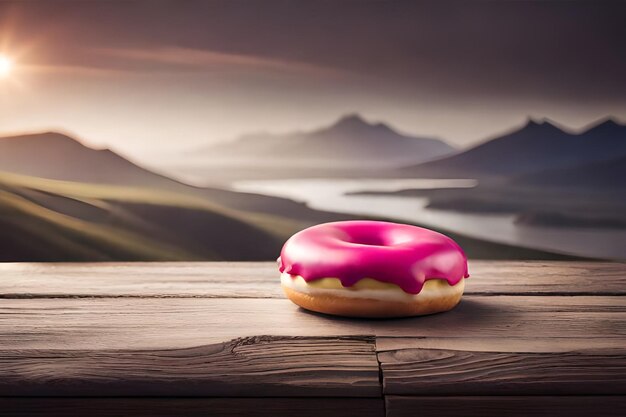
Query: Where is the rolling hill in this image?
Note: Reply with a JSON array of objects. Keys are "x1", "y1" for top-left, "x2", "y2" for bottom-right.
[
  {"x1": 0, "y1": 170, "x2": 579, "y2": 261},
  {"x1": 401, "y1": 118, "x2": 626, "y2": 178},
  {"x1": 0, "y1": 171, "x2": 295, "y2": 261},
  {"x1": 196, "y1": 114, "x2": 455, "y2": 169}
]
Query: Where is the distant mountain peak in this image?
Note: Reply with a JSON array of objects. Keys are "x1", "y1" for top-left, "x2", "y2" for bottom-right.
[
  {"x1": 332, "y1": 113, "x2": 371, "y2": 129},
  {"x1": 328, "y1": 113, "x2": 399, "y2": 137},
  {"x1": 1, "y1": 130, "x2": 92, "y2": 149},
  {"x1": 42, "y1": 131, "x2": 70, "y2": 139},
  {"x1": 403, "y1": 114, "x2": 626, "y2": 178},
  {"x1": 524, "y1": 117, "x2": 560, "y2": 130},
  {"x1": 203, "y1": 113, "x2": 455, "y2": 167},
  {"x1": 584, "y1": 116, "x2": 624, "y2": 134},
  {"x1": 4, "y1": 131, "x2": 69, "y2": 141},
  {"x1": 0, "y1": 130, "x2": 184, "y2": 189}
]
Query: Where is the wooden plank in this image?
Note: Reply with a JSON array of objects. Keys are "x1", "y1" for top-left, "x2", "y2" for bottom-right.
[
  {"x1": 0, "y1": 297, "x2": 623, "y2": 350},
  {"x1": 0, "y1": 262, "x2": 284, "y2": 299},
  {"x1": 1, "y1": 261, "x2": 624, "y2": 298},
  {"x1": 379, "y1": 348, "x2": 626, "y2": 395},
  {"x1": 376, "y1": 336, "x2": 626, "y2": 352},
  {"x1": 385, "y1": 396, "x2": 626, "y2": 417},
  {"x1": 463, "y1": 260, "x2": 626, "y2": 295},
  {"x1": 0, "y1": 398, "x2": 385, "y2": 417},
  {"x1": 0, "y1": 336, "x2": 380, "y2": 397}
]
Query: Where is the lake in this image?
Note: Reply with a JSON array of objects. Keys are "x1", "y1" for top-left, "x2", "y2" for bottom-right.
[{"x1": 231, "y1": 178, "x2": 626, "y2": 260}]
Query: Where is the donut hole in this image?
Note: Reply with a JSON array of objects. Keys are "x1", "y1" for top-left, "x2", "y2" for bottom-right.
[
  {"x1": 334, "y1": 223, "x2": 416, "y2": 247},
  {"x1": 345, "y1": 233, "x2": 388, "y2": 247},
  {"x1": 351, "y1": 231, "x2": 419, "y2": 247}
]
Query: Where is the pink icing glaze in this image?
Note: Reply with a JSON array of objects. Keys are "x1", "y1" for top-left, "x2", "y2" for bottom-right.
[{"x1": 279, "y1": 220, "x2": 469, "y2": 295}]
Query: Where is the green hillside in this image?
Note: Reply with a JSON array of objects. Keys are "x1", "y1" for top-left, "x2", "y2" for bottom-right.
[{"x1": 0, "y1": 172, "x2": 299, "y2": 261}]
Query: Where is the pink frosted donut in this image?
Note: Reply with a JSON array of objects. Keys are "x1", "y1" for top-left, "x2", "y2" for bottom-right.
[{"x1": 279, "y1": 220, "x2": 469, "y2": 318}]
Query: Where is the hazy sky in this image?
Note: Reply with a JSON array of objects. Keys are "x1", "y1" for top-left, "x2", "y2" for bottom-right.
[{"x1": 0, "y1": 0, "x2": 624, "y2": 158}]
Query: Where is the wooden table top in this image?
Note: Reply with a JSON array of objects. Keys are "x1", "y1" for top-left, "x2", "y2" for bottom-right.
[{"x1": 1, "y1": 261, "x2": 625, "y2": 417}]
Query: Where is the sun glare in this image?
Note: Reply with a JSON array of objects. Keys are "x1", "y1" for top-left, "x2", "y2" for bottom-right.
[{"x1": 0, "y1": 55, "x2": 14, "y2": 78}]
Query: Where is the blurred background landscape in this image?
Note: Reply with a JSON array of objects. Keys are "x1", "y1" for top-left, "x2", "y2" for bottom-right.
[{"x1": 0, "y1": 0, "x2": 624, "y2": 261}]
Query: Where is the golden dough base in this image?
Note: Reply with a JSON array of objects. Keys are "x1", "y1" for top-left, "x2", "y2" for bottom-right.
[{"x1": 281, "y1": 281, "x2": 464, "y2": 318}]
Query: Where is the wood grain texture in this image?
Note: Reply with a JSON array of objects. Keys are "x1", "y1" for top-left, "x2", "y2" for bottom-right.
[
  {"x1": 379, "y1": 348, "x2": 626, "y2": 395},
  {"x1": 1, "y1": 261, "x2": 625, "y2": 410},
  {"x1": 0, "y1": 297, "x2": 624, "y2": 349},
  {"x1": 0, "y1": 336, "x2": 380, "y2": 397},
  {"x1": 462, "y1": 260, "x2": 626, "y2": 295},
  {"x1": 0, "y1": 397, "x2": 385, "y2": 417},
  {"x1": 385, "y1": 396, "x2": 626, "y2": 417},
  {"x1": 0, "y1": 262, "x2": 283, "y2": 299},
  {"x1": 1, "y1": 261, "x2": 624, "y2": 298},
  {"x1": 376, "y1": 336, "x2": 626, "y2": 352}
]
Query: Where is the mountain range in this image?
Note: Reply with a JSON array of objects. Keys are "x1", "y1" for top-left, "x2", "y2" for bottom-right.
[
  {"x1": 197, "y1": 114, "x2": 455, "y2": 169},
  {"x1": 402, "y1": 118, "x2": 626, "y2": 180},
  {"x1": 0, "y1": 128, "x2": 578, "y2": 261},
  {"x1": 393, "y1": 118, "x2": 626, "y2": 231}
]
